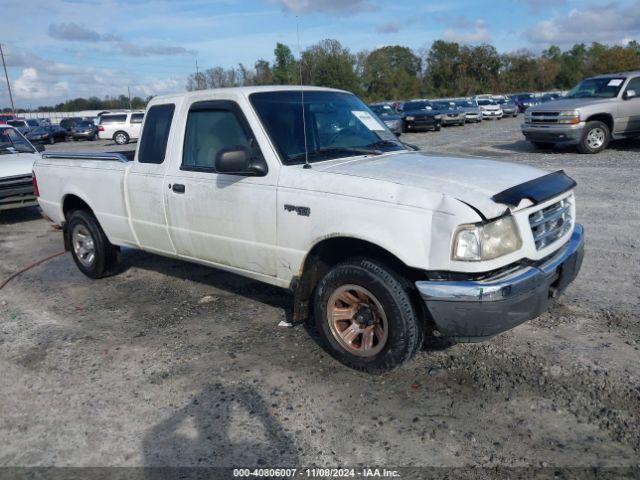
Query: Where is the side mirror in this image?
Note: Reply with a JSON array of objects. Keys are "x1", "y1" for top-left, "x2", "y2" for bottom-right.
[
  {"x1": 214, "y1": 146, "x2": 266, "y2": 176},
  {"x1": 35, "y1": 144, "x2": 45, "y2": 153},
  {"x1": 624, "y1": 89, "x2": 637, "y2": 99}
]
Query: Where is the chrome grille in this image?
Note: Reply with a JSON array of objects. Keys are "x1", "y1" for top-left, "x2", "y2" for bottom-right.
[
  {"x1": 530, "y1": 111, "x2": 559, "y2": 124},
  {"x1": 0, "y1": 174, "x2": 36, "y2": 208},
  {"x1": 529, "y1": 196, "x2": 573, "y2": 250}
]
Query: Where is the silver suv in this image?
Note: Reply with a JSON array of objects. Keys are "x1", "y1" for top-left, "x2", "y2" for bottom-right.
[{"x1": 522, "y1": 71, "x2": 640, "y2": 153}]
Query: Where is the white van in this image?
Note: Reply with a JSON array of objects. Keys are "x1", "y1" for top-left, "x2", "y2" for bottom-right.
[{"x1": 98, "y1": 111, "x2": 144, "y2": 145}]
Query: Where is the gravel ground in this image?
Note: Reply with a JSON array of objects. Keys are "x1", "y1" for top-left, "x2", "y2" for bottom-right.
[{"x1": 0, "y1": 117, "x2": 639, "y2": 471}]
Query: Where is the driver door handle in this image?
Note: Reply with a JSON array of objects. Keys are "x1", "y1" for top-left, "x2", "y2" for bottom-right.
[{"x1": 172, "y1": 184, "x2": 186, "y2": 194}]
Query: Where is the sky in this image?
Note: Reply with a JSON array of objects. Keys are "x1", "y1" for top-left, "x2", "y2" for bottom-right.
[{"x1": 1, "y1": 0, "x2": 639, "y2": 108}]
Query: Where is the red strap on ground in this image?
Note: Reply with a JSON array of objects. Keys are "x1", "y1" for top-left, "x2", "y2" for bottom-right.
[{"x1": 0, "y1": 251, "x2": 66, "y2": 290}]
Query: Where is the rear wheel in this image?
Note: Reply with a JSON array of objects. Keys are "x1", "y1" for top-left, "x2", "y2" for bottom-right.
[
  {"x1": 313, "y1": 258, "x2": 424, "y2": 373},
  {"x1": 114, "y1": 131, "x2": 129, "y2": 145},
  {"x1": 67, "y1": 210, "x2": 120, "y2": 279},
  {"x1": 577, "y1": 120, "x2": 610, "y2": 154}
]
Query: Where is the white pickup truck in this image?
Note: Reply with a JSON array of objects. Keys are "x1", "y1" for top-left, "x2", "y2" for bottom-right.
[{"x1": 34, "y1": 86, "x2": 584, "y2": 373}]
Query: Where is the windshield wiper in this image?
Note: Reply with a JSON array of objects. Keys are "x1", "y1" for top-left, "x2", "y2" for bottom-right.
[
  {"x1": 367, "y1": 139, "x2": 405, "y2": 149},
  {"x1": 289, "y1": 147, "x2": 382, "y2": 164}
]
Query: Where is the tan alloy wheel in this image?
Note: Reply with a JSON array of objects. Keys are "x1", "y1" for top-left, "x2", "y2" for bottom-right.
[{"x1": 327, "y1": 284, "x2": 388, "y2": 357}]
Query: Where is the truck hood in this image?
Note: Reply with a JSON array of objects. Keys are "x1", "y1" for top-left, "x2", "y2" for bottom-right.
[
  {"x1": 315, "y1": 151, "x2": 549, "y2": 218},
  {"x1": 528, "y1": 97, "x2": 614, "y2": 111},
  {"x1": 0, "y1": 152, "x2": 39, "y2": 178}
]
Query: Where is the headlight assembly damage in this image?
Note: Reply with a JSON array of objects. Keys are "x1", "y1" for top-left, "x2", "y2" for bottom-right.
[{"x1": 452, "y1": 215, "x2": 522, "y2": 261}]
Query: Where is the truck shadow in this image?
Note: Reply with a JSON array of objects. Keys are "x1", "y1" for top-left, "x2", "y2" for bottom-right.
[
  {"x1": 0, "y1": 206, "x2": 43, "y2": 225},
  {"x1": 119, "y1": 248, "x2": 295, "y2": 322},
  {"x1": 142, "y1": 382, "x2": 299, "y2": 468}
]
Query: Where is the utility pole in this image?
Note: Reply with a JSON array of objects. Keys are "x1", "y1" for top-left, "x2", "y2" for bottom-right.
[
  {"x1": 0, "y1": 43, "x2": 15, "y2": 114},
  {"x1": 127, "y1": 85, "x2": 132, "y2": 110}
]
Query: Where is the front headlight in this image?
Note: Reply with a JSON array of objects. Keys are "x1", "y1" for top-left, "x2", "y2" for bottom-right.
[
  {"x1": 558, "y1": 110, "x2": 580, "y2": 124},
  {"x1": 434, "y1": 114, "x2": 442, "y2": 120},
  {"x1": 405, "y1": 116, "x2": 415, "y2": 121},
  {"x1": 452, "y1": 216, "x2": 522, "y2": 261}
]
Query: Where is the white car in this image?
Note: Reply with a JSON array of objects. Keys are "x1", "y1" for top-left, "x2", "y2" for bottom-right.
[
  {"x1": 97, "y1": 111, "x2": 144, "y2": 145},
  {"x1": 476, "y1": 98, "x2": 503, "y2": 119},
  {"x1": 34, "y1": 86, "x2": 584, "y2": 373},
  {"x1": 0, "y1": 126, "x2": 42, "y2": 211}
]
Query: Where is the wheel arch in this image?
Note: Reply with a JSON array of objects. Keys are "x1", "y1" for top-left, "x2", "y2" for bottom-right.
[
  {"x1": 291, "y1": 235, "x2": 426, "y2": 324},
  {"x1": 585, "y1": 113, "x2": 614, "y2": 132},
  {"x1": 61, "y1": 193, "x2": 96, "y2": 251}
]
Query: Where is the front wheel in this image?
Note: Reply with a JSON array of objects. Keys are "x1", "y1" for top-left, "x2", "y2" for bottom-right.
[
  {"x1": 577, "y1": 121, "x2": 610, "y2": 154},
  {"x1": 67, "y1": 210, "x2": 120, "y2": 279},
  {"x1": 313, "y1": 258, "x2": 424, "y2": 373},
  {"x1": 401, "y1": 121, "x2": 408, "y2": 134},
  {"x1": 434, "y1": 125, "x2": 441, "y2": 131}
]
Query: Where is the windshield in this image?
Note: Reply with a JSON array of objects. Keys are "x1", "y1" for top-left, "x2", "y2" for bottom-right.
[
  {"x1": 455, "y1": 100, "x2": 476, "y2": 107},
  {"x1": 566, "y1": 78, "x2": 625, "y2": 99},
  {"x1": 403, "y1": 101, "x2": 431, "y2": 111},
  {"x1": 7, "y1": 120, "x2": 26, "y2": 128},
  {"x1": 26, "y1": 120, "x2": 39, "y2": 126},
  {"x1": 0, "y1": 127, "x2": 36, "y2": 154},
  {"x1": 432, "y1": 101, "x2": 454, "y2": 110},
  {"x1": 76, "y1": 121, "x2": 93, "y2": 128},
  {"x1": 370, "y1": 105, "x2": 395, "y2": 116},
  {"x1": 477, "y1": 99, "x2": 495, "y2": 106},
  {"x1": 250, "y1": 91, "x2": 405, "y2": 165}
]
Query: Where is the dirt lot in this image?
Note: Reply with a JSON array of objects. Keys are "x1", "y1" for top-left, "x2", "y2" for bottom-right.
[{"x1": 1, "y1": 117, "x2": 639, "y2": 470}]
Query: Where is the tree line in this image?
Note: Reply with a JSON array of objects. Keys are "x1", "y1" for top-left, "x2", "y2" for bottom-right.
[
  {"x1": 187, "y1": 39, "x2": 640, "y2": 102},
  {"x1": 2, "y1": 95, "x2": 152, "y2": 114},
  {"x1": 5, "y1": 38, "x2": 639, "y2": 113}
]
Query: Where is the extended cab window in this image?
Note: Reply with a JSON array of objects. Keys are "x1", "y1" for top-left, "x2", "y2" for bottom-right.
[
  {"x1": 138, "y1": 104, "x2": 175, "y2": 164},
  {"x1": 626, "y1": 77, "x2": 640, "y2": 94},
  {"x1": 130, "y1": 113, "x2": 144, "y2": 124},
  {"x1": 182, "y1": 102, "x2": 258, "y2": 171}
]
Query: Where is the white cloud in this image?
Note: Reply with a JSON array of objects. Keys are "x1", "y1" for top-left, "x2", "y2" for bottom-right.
[
  {"x1": 272, "y1": 0, "x2": 372, "y2": 15},
  {"x1": 525, "y1": 2, "x2": 640, "y2": 45},
  {"x1": 47, "y1": 22, "x2": 197, "y2": 57},
  {"x1": 442, "y1": 20, "x2": 491, "y2": 44}
]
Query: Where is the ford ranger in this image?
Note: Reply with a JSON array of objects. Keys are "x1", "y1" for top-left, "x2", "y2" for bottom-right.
[
  {"x1": 522, "y1": 71, "x2": 640, "y2": 153},
  {"x1": 33, "y1": 86, "x2": 584, "y2": 373}
]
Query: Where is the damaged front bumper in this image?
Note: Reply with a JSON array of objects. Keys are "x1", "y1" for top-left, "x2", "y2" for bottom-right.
[{"x1": 416, "y1": 224, "x2": 584, "y2": 342}]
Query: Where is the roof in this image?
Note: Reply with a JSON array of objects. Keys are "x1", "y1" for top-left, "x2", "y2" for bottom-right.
[
  {"x1": 151, "y1": 85, "x2": 349, "y2": 104},
  {"x1": 589, "y1": 71, "x2": 640, "y2": 79}
]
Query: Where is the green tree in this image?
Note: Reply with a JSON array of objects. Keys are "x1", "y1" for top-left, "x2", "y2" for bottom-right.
[
  {"x1": 362, "y1": 46, "x2": 421, "y2": 101},
  {"x1": 273, "y1": 43, "x2": 297, "y2": 85},
  {"x1": 300, "y1": 39, "x2": 361, "y2": 94}
]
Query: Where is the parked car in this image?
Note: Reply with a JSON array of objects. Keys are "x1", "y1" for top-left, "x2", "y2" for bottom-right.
[
  {"x1": 26, "y1": 125, "x2": 68, "y2": 144},
  {"x1": 59, "y1": 117, "x2": 84, "y2": 135},
  {"x1": 34, "y1": 86, "x2": 584, "y2": 373},
  {"x1": 71, "y1": 121, "x2": 99, "y2": 141},
  {"x1": 512, "y1": 93, "x2": 542, "y2": 112},
  {"x1": 541, "y1": 93, "x2": 562, "y2": 103},
  {"x1": 399, "y1": 100, "x2": 442, "y2": 132},
  {"x1": 26, "y1": 119, "x2": 42, "y2": 129},
  {"x1": 6, "y1": 120, "x2": 31, "y2": 135},
  {"x1": 522, "y1": 71, "x2": 640, "y2": 154},
  {"x1": 369, "y1": 103, "x2": 403, "y2": 135},
  {"x1": 98, "y1": 111, "x2": 144, "y2": 145},
  {"x1": 454, "y1": 99, "x2": 482, "y2": 123},
  {"x1": 0, "y1": 126, "x2": 43, "y2": 211},
  {"x1": 476, "y1": 98, "x2": 503, "y2": 119},
  {"x1": 431, "y1": 101, "x2": 466, "y2": 126},
  {"x1": 0, "y1": 114, "x2": 17, "y2": 125},
  {"x1": 493, "y1": 97, "x2": 518, "y2": 117}
]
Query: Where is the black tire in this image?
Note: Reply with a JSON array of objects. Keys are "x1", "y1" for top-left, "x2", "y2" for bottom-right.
[
  {"x1": 577, "y1": 120, "x2": 610, "y2": 154},
  {"x1": 531, "y1": 141, "x2": 554, "y2": 149},
  {"x1": 313, "y1": 258, "x2": 425, "y2": 373},
  {"x1": 434, "y1": 125, "x2": 441, "y2": 131},
  {"x1": 401, "y1": 121, "x2": 408, "y2": 134},
  {"x1": 113, "y1": 131, "x2": 129, "y2": 145},
  {"x1": 49, "y1": 136, "x2": 55, "y2": 145},
  {"x1": 91, "y1": 133, "x2": 97, "y2": 141},
  {"x1": 66, "y1": 210, "x2": 120, "y2": 279}
]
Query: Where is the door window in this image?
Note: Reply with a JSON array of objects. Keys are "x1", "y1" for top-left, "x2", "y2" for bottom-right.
[
  {"x1": 182, "y1": 103, "x2": 260, "y2": 172},
  {"x1": 138, "y1": 104, "x2": 175, "y2": 164},
  {"x1": 130, "y1": 113, "x2": 145, "y2": 124},
  {"x1": 625, "y1": 77, "x2": 640, "y2": 96}
]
